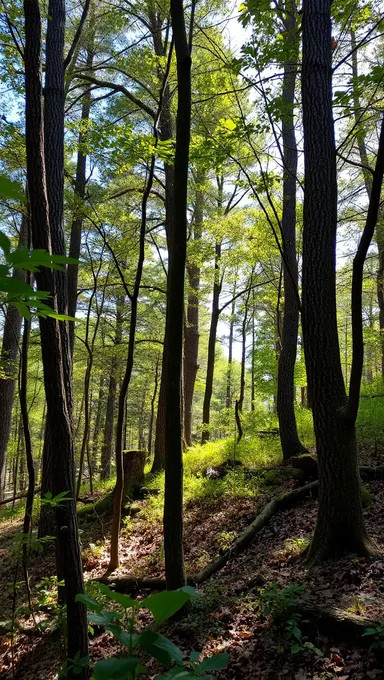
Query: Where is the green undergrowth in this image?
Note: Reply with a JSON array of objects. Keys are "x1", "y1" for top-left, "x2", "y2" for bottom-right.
[{"x1": 136, "y1": 434, "x2": 289, "y2": 526}]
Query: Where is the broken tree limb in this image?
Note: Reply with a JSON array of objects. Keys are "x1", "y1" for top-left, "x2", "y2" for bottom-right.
[
  {"x1": 194, "y1": 480, "x2": 319, "y2": 584},
  {"x1": 0, "y1": 487, "x2": 41, "y2": 507}
]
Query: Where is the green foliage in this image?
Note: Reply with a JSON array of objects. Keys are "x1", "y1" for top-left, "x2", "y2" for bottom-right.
[
  {"x1": 363, "y1": 619, "x2": 384, "y2": 651},
  {"x1": 74, "y1": 586, "x2": 229, "y2": 679},
  {"x1": 258, "y1": 582, "x2": 322, "y2": 656},
  {"x1": 40, "y1": 490, "x2": 73, "y2": 507},
  {"x1": 0, "y1": 229, "x2": 78, "y2": 319}
]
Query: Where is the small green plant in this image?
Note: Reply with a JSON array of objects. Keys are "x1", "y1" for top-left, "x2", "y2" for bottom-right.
[
  {"x1": 363, "y1": 619, "x2": 384, "y2": 651},
  {"x1": 216, "y1": 530, "x2": 236, "y2": 552},
  {"x1": 75, "y1": 584, "x2": 230, "y2": 679},
  {"x1": 41, "y1": 490, "x2": 72, "y2": 507},
  {"x1": 258, "y1": 582, "x2": 321, "y2": 657},
  {"x1": 282, "y1": 537, "x2": 310, "y2": 558},
  {"x1": 258, "y1": 582, "x2": 308, "y2": 619}
]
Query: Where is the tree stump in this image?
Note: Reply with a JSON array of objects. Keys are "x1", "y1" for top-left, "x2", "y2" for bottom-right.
[{"x1": 123, "y1": 450, "x2": 146, "y2": 500}]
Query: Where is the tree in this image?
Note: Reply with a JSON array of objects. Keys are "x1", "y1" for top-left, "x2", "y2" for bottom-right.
[
  {"x1": 276, "y1": 0, "x2": 307, "y2": 460},
  {"x1": 163, "y1": 0, "x2": 192, "y2": 590},
  {"x1": 23, "y1": 0, "x2": 89, "y2": 673},
  {"x1": 301, "y1": 0, "x2": 374, "y2": 563},
  {"x1": 0, "y1": 215, "x2": 28, "y2": 498}
]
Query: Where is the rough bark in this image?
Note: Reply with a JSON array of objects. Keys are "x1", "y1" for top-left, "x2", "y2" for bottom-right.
[
  {"x1": 123, "y1": 450, "x2": 146, "y2": 498},
  {"x1": 23, "y1": 0, "x2": 89, "y2": 673},
  {"x1": 163, "y1": 0, "x2": 191, "y2": 590},
  {"x1": 301, "y1": 0, "x2": 372, "y2": 563},
  {"x1": 277, "y1": 0, "x2": 306, "y2": 461},
  {"x1": 0, "y1": 216, "x2": 28, "y2": 498},
  {"x1": 184, "y1": 175, "x2": 204, "y2": 446}
]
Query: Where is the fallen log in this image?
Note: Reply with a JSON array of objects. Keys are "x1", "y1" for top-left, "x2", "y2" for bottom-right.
[
  {"x1": 94, "y1": 575, "x2": 196, "y2": 592},
  {"x1": 360, "y1": 465, "x2": 384, "y2": 480},
  {"x1": 93, "y1": 469, "x2": 383, "y2": 595},
  {"x1": 0, "y1": 487, "x2": 41, "y2": 507},
  {"x1": 194, "y1": 480, "x2": 319, "y2": 584}
]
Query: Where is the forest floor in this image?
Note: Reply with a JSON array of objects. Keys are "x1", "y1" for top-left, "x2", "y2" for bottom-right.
[{"x1": 1, "y1": 436, "x2": 384, "y2": 679}]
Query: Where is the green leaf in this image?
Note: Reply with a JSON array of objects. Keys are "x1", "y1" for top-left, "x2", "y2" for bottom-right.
[
  {"x1": 141, "y1": 587, "x2": 196, "y2": 624},
  {"x1": 98, "y1": 583, "x2": 138, "y2": 610},
  {"x1": 138, "y1": 630, "x2": 183, "y2": 667},
  {"x1": 155, "y1": 671, "x2": 193, "y2": 679},
  {"x1": 75, "y1": 594, "x2": 103, "y2": 613},
  {"x1": 92, "y1": 657, "x2": 140, "y2": 680},
  {"x1": 88, "y1": 610, "x2": 123, "y2": 626},
  {"x1": 189, "y1": 651, "x2": 201, "y2": 662},
  {"x1": 0, "y1": 175, "x2": 23, "y2": 201},
  {"x1": 105, "y1": 623, "x2": 138, "y2": 649},
  {"x1": 195, "y1": 653, "x2": 230, "y2": 672},
  {"x1": 0, "y1": 231, "x2": 11, "y2": 256},
  {"x1": 362, "y1": 628, "x2": 378, "y2": 636},
  {"x1": 290, "y1": 643, "x2": 302, "y2": 654}
]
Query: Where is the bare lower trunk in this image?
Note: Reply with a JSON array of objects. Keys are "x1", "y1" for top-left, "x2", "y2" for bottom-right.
[
  {"x1": 163, "y1": 0, "x2": 191, "y2": 589},
  {"x1": 24, "y1": 0, "x2": 89, "y2": 671},
  {"x1": 301, "y1": 0, "x2": 372, "y2": 564}
]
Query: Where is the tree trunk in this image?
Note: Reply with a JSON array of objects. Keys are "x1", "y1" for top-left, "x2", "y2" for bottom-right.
[
  {"x1": 0, "y1": 216, "x2": 28, "y2": 498},
  {"x1": 277, "y1": 0, "x2": 306, "y2": 461},
  {"x1": 148, "y1": 357, "x2": 159, "y2": 456},
  {"x1": 350, "y1": 30, "x2": 384, "y2": 378},
  {"x1": 123, "y1": 450, "x2": 145, "y2": 499},
  {"x1": 150, "y1": 9, "x2": 175, "y2": 470},
  {"x1": 163, "y1": 0, "x2": 191, "y2": 590},
  {"x1": 23, "y1": 0, "x2": 89, "y2": 672},
  {"x1": 301, "y1": 0, "x2": 371, "y2": 563},
  {"x1": 91, "y1": 374, "x2": 105, "y2": 472},
  {"x1": 152, "y1": 374, "x2": 166, "y2": 471},
  {"x1": 184, "y1": 174, "x2": 204, "y2": 446},
  {"x1": 226, "y1": 282, "x2": 236, "y2": 409},
  {"x1": 201, "y1": 234, "x2": 222, "y2": 444},
  {"x1": 109, "y1": 149, "x2": 155, "y2": 570},
  {"x1": 100, "y1": 298, "x2": 123, "y2": 481},
  {"x1": 68, "y1": 43, "x2": 94, "y2": 355}
]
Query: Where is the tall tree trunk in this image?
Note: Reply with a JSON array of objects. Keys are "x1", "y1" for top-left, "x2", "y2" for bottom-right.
[
  {"x1": 109, "y1": 153, "x2": 156, "y2": 571},
  {"x1": 301, "y1": 0, "x2": 371, "y2": 564},
  {"x1": 0, "y1": 216, "x2": 28, "y2": 498},
  {"x1": 100, "y1": 297, "x2": 123, "y2": 481},
  {"x1": 151, "y1": 9, "x2": 175, "y2": 469},
  {"x1": 251, "y1": 288, "x2": 256, "y2": 411},
  {"x1": 152, "y1": 375, "x2": 166, "y2": 471},
  {"x1": 148, "y1": 357, "x2": 160, "y2": 456},
  {"x1": 91, "y1": 374, "x2": 105, "y2": 472},
  {"x1": 277, "y1": 0, "x2": 306, "y2": 460},
  {"x1": 350, "y1": 29, "x2": 384, "y2": 377},
  {"x1": 68, "y1": 43, "x2": 94, "y2": 355},
  {"x1": 183, "y1": 174, "x2": 204, "y2": 446},
  {"x1": 226, "y1": 287, "x2": 236, "y2": 410},
  {"x1": 201, "y1": 238, "x2": 222, "y2": 444},
  {"x1": 23, "y1": 0, "x2": 89, "y2": 672},
  {"x1": 163, "y1": 0, "x2": 191, "y2": 590}
]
